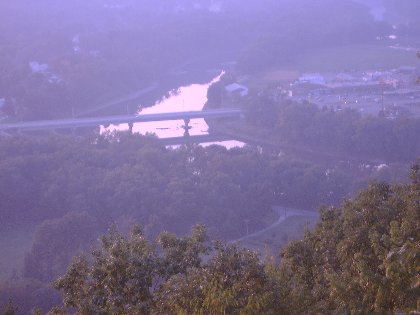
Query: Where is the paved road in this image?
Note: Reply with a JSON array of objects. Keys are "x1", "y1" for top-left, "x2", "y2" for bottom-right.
[
  {"x1": 0, "y1": 108, "x2": 242, "y2": 132},
  {"x1": 231, "y1": 206, "x2": 318, "y2": 244}
]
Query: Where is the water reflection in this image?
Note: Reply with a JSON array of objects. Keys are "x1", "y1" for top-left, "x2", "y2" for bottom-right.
[{"x1": 101, "y1": 72, "x2": 245, "y2": 149}]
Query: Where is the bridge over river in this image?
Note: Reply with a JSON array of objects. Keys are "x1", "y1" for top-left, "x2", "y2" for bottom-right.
[{"x1": 0, "y1": 108, "x2": 242, "y2": 134}]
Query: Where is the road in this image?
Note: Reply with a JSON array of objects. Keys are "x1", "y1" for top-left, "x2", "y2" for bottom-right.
[
  {"x1": 230, "y1": 206, "x2": 318, "y2": 244},
  {"x1": 0, "y1": 108, "x2": 242, "y2": 132}
]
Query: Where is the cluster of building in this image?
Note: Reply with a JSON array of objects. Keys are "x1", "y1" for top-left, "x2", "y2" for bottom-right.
[
  {"x1": 29, "y1": 61, "x2": 62, "y2": 84},
  {"x1": 288, "y1": 66, "x2": 420, "y2": 118},
  {"x1": 219, "y1": 66, "x2": 420, "y2": 119},
  {"x1": 296, "y1": 66, "x2": 418, "y2": 90}
]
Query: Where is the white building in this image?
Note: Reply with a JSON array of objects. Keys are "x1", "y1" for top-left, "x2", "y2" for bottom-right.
[
  {"x1": 225, "y1": 83, "x2": 249, "y2": 97},
  {"x1": 29, "y1": 61, "x2": 49, "y2": 74},
  {"x1": 298, "y1": 73, "x2": 326, "y2": 85}
]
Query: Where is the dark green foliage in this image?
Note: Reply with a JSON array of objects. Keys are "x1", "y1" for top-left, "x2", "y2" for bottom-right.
[
  {"x1": 0, "y1": 280, "x2": 59, "y2": 315},
  {"x1": 0, "y1": 132, "x2": 356, "y2": 311},
  {"x1": 31, "y1": 308, "x2": 42, "y2": 315},
  {"x1": 51, "y1": 225, "x2": 279, "y2": 315},
  {"x1": 53, "y1": 225, "x2": 209, "y2": 315},
  {"x1": 48, "y1": 166, "x2": 419, "y2": 314},
  {"x1": 157, "y1": 224, "x2": 209, "y2": 278},
  {"x1": 23, "y1": 212, "x2": 100, "y2": 282},
  {"x1": 0, "y1": 133, "x2": 346, "y2": 238},
  {"x1": 3, "y1": 300, "x2": 17, "y2": 315},
  {"x1": 243, "y1": 93, "x2": 420, "y2": 162},
  {"x1": 206, "y1": 81, "x2": 223, "y2": 108},
  {"x1": 54, "y1": 225, "x2": 158, "y2": 314},
  {"x1": 280, "y1": 164, "x2": 420, "y2": 313},
  {"x1": 154, "y1": 243, "x2": 273, "y2": 315},
  {"x1": 3, "y1": 164, "x2": 418, "y2": 314}
]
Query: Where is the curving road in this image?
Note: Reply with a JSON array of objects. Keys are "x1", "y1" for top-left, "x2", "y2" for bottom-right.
[{"x1": 230, "y1": 206, "x2": 319, "y2": 244}]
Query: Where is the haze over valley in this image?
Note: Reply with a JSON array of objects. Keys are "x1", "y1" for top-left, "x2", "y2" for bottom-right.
[{"x1": 0, "y1": 1, "x2": 419, "y2": 314}]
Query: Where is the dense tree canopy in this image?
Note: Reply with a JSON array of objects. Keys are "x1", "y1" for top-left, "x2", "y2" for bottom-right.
[
  {"x1": 280, "y1": 164, "x2": 420, "y2": 313},
  {"x1": 0, "y1": 132, "x2": 353, "y2": 235},
  {"x1": 237, "y1": 91, "x2": 420, "y2": 162},
  {"x1": 0, "y1": 132, "x2": 366, "y2": 313},
  {"x1": 3, "y1": 164, "x2": 417, "y2": 314}
]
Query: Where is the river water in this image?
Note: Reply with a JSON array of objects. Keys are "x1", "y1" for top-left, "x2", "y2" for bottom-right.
[{"x1": 101, "y1": 71, "x2": 244, "y2": 149}]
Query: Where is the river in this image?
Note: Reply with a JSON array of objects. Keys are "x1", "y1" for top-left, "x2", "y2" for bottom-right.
[{"x1": 101, "y1": 71, "x2": 245, "y2": 149}]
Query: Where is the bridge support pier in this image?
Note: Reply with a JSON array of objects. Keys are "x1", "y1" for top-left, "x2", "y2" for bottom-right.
[
  {"x1": 182, "y1": 118, "x2": 191, "y2": 137},
  {"x1": 128, "y1": 122, "x2": 134, "y2": 134}
]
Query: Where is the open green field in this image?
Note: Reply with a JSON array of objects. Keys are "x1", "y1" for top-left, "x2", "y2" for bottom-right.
[
  {"x1": 249, "y1": 40, "x2": 419, "y2": 88},
  {"x1": 291, "y1": 42, "x2": 419, "y2": 73},
  {"x1": 0, "y1": 226, "x2": 34, "y2": 280}
]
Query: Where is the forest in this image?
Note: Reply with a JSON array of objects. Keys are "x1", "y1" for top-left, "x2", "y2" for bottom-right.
[
  {"x1": 2, "y1": 162, "x2": 419, "y2": 314},
  {"x1": 1, "y1": 0, "x2": 419, "y2": 314},
  {"x1": 0, "y1": 132, "x2": 358, "y2": 288},
  {"x1": 242, "y1": 93, "x2": 420, "y2": 162}
]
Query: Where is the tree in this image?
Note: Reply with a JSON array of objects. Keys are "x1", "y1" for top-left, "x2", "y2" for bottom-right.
[
  {"x1": 2, "y1": 300, "x2": 17, "y2": 315},
  {"x1": 279, "y1": 163, "x2": 420, "y2": 313},
  {"x1": 53, "y1": 225, "x2": 158, "y2": 315},
  {"x1": 157, "y1": 224, "x2": 209, "y2": 278},
  {"x1": 10, "y1": 163, "x2": 418, "y2": 314},
  {"x1": 52, "y1": 225, "x2": 210, "y2": 315},
  {"x1": 206, "y1": 81, "x2": 223, "y2": 108},
  {"x1": 23, "y1": 212, "x2": 100, "y2": 282},
  {"x1": 153, "y1": 243, "x2": 276, "y2": 315}
]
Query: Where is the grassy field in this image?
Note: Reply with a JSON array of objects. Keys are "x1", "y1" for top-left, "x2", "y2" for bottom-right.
[
  {"x1": 291, "y1": 42, "x2": 418, "y2": 73},
  {"x1": 0, "y1": 226, "x2": 35, "y2": 280},
  {"x1": 247, "y1": 41, "x2": 419, "y2": 88}
]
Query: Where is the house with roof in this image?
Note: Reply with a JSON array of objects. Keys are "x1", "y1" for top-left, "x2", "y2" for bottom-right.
[
  {"x1": 298, "y1": 73, "x2": 326, "y2": 86},
  {"x1": 225, "y1": 83, "x2": 249, "y2": 97}
]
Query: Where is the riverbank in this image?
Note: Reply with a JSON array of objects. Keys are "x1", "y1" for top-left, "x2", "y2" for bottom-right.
[{"x1": 76, "y1": 51, "x2": 240, "y2": 119}]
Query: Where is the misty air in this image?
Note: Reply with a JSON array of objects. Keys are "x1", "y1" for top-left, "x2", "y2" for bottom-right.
[{"x1": 0, "y1": 1, "x2": 419, "y2": 314}]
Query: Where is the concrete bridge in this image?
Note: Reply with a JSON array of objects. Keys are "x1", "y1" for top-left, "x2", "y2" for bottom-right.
[{"x1": 0, "y1": 108, "x2": 242, "y2": 132}]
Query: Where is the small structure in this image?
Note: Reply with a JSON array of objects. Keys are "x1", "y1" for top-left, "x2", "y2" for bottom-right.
[
  {"x1": 29, "y1": 61, "x2": 49, "y2": 74},
  {"x1": 225, "y1": 83, "x2": 249, "y2": 97},
  {"x1": 298, "y1": 73, "x2": 326, "y2": 85},
  {"x1": 72, "y1": 34, "x2": 81, "y2": 53},
  {"x1": 29, "y1": 61, "x2": 62, "y2": 84}
]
